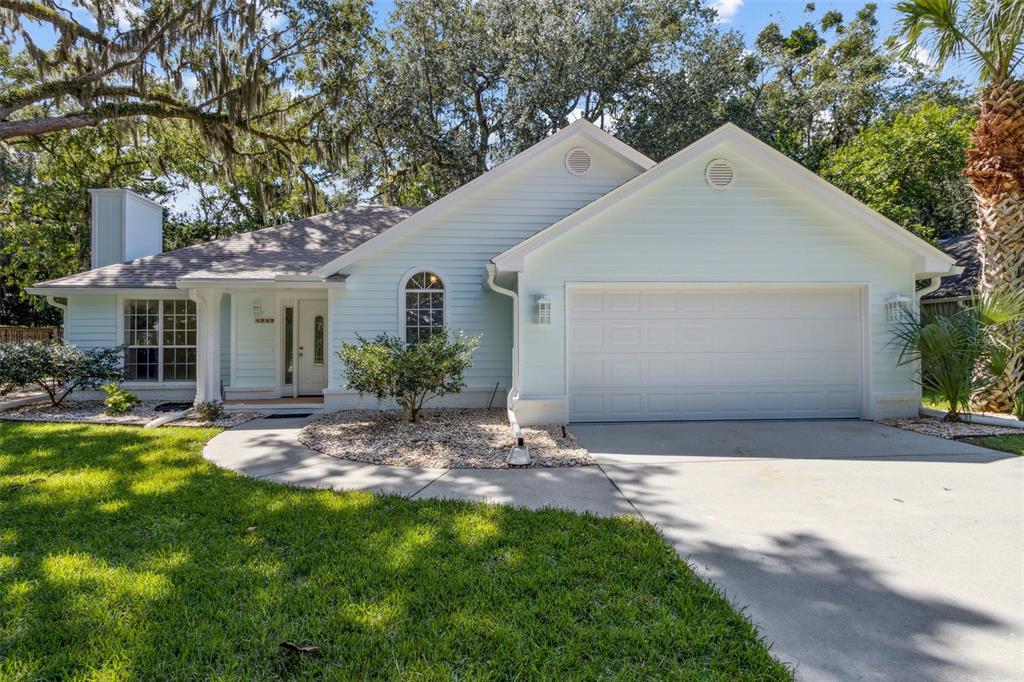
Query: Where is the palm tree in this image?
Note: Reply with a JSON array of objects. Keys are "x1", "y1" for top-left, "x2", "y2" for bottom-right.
[{"x1": 897, "y1": 0, "x2": 1024, "y2": 412}]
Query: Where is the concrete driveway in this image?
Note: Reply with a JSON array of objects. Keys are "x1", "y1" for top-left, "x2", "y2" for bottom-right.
[{"x1": 572, "y1": 420, "x2": 1024, "y2": 681}]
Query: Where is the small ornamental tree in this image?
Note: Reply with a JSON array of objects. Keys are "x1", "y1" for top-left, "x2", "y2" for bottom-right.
[
  {"x1": 0, "y1": 341, "x2": 124, "y2": 406},
  {"x1": 339, "y1": 330, "x2": 480, "y2": 422},
  {"x1": 892, "y1": 287, "x2": 1024, "y2": 421}
]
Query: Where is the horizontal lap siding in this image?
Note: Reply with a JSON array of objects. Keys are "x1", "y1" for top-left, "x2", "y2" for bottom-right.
[
  {"x1": 65, "y1": 295, "x2": 118, "y2": 348},
  {"x1": 519, "y1": 140, "x2": 916, "y2": 412},
  {"x1": 332, "y1": 139, "x2": 643, "y2": 390},
  {"x1": 220, "y1": 294, "x2": 231, "y2": 386},
  {"x1": 232, "y1": 291, "x2": 277, "y2": 387}
]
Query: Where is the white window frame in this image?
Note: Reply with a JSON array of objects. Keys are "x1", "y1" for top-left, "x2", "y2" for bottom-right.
[
  {"x1": 116, "y1": 293, "x2": 197, "y2": 386},
  {"x1": 398, "y1": 267, "x2": 449, "y2": 342}
]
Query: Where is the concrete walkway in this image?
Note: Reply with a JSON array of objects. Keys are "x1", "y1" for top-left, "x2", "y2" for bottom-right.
[{"x1": 202, "y1": 416, "x2": 634, "y2": 516}]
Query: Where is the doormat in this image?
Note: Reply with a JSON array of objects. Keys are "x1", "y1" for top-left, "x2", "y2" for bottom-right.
[{"x1": 155, "y1": 401, "x2": 193, "y2": 412}]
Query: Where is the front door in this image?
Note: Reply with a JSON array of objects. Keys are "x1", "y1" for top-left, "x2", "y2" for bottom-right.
[{"x1": 297, "y1": 300, "x2": 328, "y2": 395}]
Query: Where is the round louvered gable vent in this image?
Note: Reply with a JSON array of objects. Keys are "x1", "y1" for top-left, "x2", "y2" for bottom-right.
[
  {"x1": 705, "y1": 159, "x2": 735, "y2": 189},
  {"x1": 565, "y1": 147, "x2": 592, "y2": 176}
]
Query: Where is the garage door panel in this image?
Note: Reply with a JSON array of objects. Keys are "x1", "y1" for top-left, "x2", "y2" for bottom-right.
[
  {"x1": 608, "y1": 292, "x2": 641, "y2": 312},
  {"x1": 568, "y1": 285, "x2": 863, "y2": 421},
  {"x1": 607, "y1": 326, "x2": 641, "y2": 347},
  {"x1": 646, "y1": 326, "x2": 678, "y2": 346}
]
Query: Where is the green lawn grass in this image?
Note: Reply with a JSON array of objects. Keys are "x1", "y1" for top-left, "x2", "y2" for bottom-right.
[
  {"x1": 0, "y1": 422, "x2": 789, "y2": 680},
  {"x1": 965, "y1": 434, "x2": 1024, "y2": 456}
]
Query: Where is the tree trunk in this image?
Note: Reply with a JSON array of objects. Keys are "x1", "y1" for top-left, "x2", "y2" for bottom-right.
[{"x1": 968, "y1": 79, "x2": 1024, "y2": 412}]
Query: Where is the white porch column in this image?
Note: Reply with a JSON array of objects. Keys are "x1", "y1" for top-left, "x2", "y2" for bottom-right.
[{"x1": 189, "y1": 288, "x2": 223, "y2": 404}]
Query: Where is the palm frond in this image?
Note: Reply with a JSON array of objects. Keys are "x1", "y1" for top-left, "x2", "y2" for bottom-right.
[{"x1": 895, "y1": 0, "x2": 1017, "y2": 81}]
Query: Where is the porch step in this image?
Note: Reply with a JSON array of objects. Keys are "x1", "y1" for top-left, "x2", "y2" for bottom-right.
[{"x1": 223, "y1": 403, "x2": 325, "y2": 415}]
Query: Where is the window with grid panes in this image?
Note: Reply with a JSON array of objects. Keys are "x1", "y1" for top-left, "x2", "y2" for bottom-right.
[
  {"x1": 403, "y1": 271, "x2": 444, "y2": 343},
  {"x1": 123, "y1": 299, "x2": 197, "y2": 381}
]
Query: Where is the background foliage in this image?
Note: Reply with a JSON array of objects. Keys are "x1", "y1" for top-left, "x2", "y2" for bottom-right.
[{"x1": 1, "y1": 0, "x2": 975, "y2": 325}]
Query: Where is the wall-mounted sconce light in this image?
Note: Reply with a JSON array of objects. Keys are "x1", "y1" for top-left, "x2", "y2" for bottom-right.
[
  {"x1": 885, "y1": 294, "x2": 913, "y2": 324},
  {"x1": 536, "y1": 295, "x2": 552, "y2": 325}
]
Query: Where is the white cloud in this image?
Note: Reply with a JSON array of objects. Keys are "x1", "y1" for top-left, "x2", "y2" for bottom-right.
[
  {"x1": 263, "y1": 9, "x2": 288, "y2": 30},
  {"x1": 112, "y1": 3, "x2": 142, "y2": 31},
  {"x1": 710, "y1": 0, "x2": 743, "y2": 23},
  {"x1": 912, "y1": 45, "x2": 935, "y2": 67}
]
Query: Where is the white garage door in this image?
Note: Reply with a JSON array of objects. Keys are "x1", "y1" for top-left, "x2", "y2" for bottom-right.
[{"x1": 568, "y1": 285, "x2": 863, "y2": 421}]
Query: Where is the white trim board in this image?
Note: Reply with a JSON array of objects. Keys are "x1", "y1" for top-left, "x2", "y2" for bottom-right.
[
  {"x1": 311, "y1": 119, "x2": 655, "y2": 278},
  {"x1": 491, "y1": 123, "x2": 958, "y2": 276}
]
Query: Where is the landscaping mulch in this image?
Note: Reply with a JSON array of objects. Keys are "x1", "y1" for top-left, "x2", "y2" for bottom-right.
[
  {"x1": 1, "y1": 399, "x2": 263, "y2": 428},
  {"x1": 299, "y1": 408, "x2": 593, "y2": 468},
  {"x1": 882, "y1": 416, "x2": 1022, "y2": 439}
]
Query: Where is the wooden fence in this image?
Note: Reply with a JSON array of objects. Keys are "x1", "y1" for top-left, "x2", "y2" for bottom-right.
[{"x1": 0, "y1": 326, "x2": 59, "y2": 343}]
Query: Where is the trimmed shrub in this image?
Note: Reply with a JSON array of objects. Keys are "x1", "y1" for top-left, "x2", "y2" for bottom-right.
[
  {"x1": 0, "y1": 341, "x2": 124, "y2": 406},
  {"x1": 339, "y1": 329, "x2": 480, "y2": 422}
]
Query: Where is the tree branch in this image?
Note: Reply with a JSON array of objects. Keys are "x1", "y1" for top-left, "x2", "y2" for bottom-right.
[
  {"x1": 0, "y1": 101, "x2": 300, "y2": 147},
  {"x1": 0, "y1": 0, "x2": 110, "y2": 46}
]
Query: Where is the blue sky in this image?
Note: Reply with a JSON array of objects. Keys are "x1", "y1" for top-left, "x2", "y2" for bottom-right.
[{"x1": 705, "y1": 0, "x2": 971, "y2": 80}]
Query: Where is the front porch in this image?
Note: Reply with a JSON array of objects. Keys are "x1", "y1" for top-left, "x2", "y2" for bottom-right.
[{"x1": 190, "y1": 286, "x2": 337, "y2": 406}]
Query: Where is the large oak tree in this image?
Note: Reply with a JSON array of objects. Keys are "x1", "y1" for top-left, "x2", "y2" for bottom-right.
[{"x1": 0, "y1": 0, "x2": 371, "y2": 180}]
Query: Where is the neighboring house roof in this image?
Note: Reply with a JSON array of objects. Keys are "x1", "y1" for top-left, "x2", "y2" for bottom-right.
[
  {"x1": 490, "y1": 123, "x2": 959, "y2": 277},
  {"x1": 921, "y1": 232, "x2": 980, "y2": 301},
  {"x1": 29, "y1": 206, "x2": 418, "y2": 291},
  {"x1": 309, "y1": 118, "x2": 656, "y2": 278}
]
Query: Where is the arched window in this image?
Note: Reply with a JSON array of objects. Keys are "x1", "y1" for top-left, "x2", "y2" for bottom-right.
[{"x1": 403, "y1": 270, "x2": 445, "y2": 342}]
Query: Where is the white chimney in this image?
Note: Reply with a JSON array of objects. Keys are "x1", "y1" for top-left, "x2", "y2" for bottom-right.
[{"x1": 89, "y1": 189, "x2": 164, "y2": 268}]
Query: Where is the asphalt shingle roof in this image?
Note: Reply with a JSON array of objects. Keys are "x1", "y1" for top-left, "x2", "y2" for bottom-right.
[
  {"x1": 922, "y1": 232, "x2": 979, "y2": 300},
  {"x1": 34, "y1": 206, "x2": 418, "y2": 289}
]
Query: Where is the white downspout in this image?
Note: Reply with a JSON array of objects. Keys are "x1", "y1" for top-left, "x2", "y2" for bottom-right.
[
  {"x1": 485, "y1": 263, "x2": 529, "y2": 465},
  {"x1": 45, "y1": 296, "x2": 68, "y2": 341},
  {"x1": 916, "y1": 276, "x2": 941, "y2": 301}
]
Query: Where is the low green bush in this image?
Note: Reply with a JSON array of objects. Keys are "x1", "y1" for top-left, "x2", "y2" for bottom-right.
[
  {"x1": 193, "y1": 400, "x2": 223, "y2": 422},
  {"x1": 0, "y1": 341, "x2": 124, "y2": 406},
  {"x1": 101, "y1": 382, "x2": 140, "y2": 415},
  {"x1": 892, "y1": 287, "x2": 1024, "y2": 421}
]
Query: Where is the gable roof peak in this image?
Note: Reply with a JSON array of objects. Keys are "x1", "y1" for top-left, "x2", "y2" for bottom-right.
[
  {"x1": 491, "y1": 121, "x2": 957, "y2": 275},
  {"x1": 310, "y1": 118, "x2": 653, "y2": 277}
]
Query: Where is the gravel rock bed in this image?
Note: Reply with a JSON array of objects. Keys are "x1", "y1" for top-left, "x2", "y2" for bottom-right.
[
  {"x1": 299, "y1": 408, "x2": 593, "y2": 468},
  {"x1": 1, "y1": 400, "x2": 263, "y2": 429},
  {"x1": 882, "y1": 417, "x2": 1022, "y2": 439}
]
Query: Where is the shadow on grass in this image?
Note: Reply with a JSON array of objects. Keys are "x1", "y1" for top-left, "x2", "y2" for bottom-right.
[{"x1": 0, "y1": 422, "x2": 789, "y2": 680}]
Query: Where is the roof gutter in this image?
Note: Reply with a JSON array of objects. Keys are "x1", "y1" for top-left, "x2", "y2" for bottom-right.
[
  {"x1": 485, "y1": 263, "x2": 529, "y2": 465},
  {"x1": 916, "y1": 266, "x2": 964, "y2": 302},
  {"x1": 175, "y1": 276, "x2": 346, "y2": 289},
  {"x1": 26, "y1": 286, "x2": 182, "y2": 296}
]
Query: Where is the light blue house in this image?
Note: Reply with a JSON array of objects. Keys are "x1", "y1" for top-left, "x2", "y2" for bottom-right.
[{"x1": 29, "y1": 122, "x2": 958, "y2": 425}]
